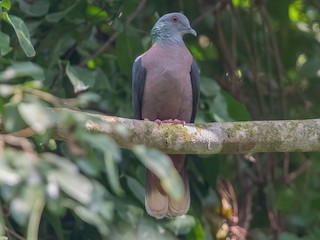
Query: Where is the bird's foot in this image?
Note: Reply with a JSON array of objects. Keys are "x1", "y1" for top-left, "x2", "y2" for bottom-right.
[
  {"x1": 172, "y1": 119, "x2": 186, "y2": 126},
  {"x1": 154, "y1": 119, "x2": 186, "y2": 126}
]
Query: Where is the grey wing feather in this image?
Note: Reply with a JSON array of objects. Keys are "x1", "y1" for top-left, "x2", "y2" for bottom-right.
[
  {"x1": 132, "y1": 56, "x2": 146, "y2": 120},
  {"x1": 190, "y1": 58, "x2": 200, "y2": 123}
]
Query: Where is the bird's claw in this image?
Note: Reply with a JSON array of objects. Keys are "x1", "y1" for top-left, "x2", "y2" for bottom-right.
[
  {"x1": 154, "y1": 119, "x2": 185, "y2": 126},
  {"x1": 172, "y1": 119, "x2": 186, "y2": 126}
]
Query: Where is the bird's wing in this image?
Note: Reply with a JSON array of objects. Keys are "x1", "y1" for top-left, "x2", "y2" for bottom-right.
[
  {"x1": 190, "y1": 58, "x2": 200, "y2": 123},
  {"x1": 132, "y1": 55, "x2": 147, "y2": 120}
]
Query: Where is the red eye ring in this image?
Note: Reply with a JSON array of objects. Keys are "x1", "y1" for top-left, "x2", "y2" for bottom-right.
[{"x1": 171, "y1": 16, "x2": 179, "y2": 22}]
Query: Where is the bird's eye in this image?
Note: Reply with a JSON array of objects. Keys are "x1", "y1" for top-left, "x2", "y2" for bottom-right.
[{"x1": 171, "y1": 16, "x2": 179, "y2": 23}]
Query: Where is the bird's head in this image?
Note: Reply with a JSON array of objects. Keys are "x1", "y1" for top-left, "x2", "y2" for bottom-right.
[{"x1": 151, "y1": 12, "x2": 197, "y2": 45}]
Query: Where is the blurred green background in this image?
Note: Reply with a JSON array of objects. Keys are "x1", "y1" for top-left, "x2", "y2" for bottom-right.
[{"x1": 1, "y1": 0, "x2": 320, "y2": 239}]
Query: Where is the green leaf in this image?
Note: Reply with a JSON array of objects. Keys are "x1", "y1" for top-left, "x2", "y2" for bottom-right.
[
  {"x1": 27, "y1": 193, "x2": 45, "y2": 240},
  {"x1": 76, "y1": 92, "x2": 101, "y2": 108},
  {"x1": 116, "y1": 31, "x2": 143, "y2": 76},
  {"x1": 50, "y1": 170, "x2": 94, "y2": 205},
  {"x1": 83, "y1": 134, "x2": 123, "y2": 195},
  {"x1": 45, "y1": 3, "x2": 77, "y2": 23},
  {"x1": 212, "y1": 92, "x2": 232, "y2": 121},
  {"x1": 224, "y1": 91, "x2": 251, "y2": 121},
  {"x1": 76, "y1": 158, "x2": 99, "y2": 177},
  {"x1": 126, "y1": 175, "x2": 145, "y2": 203},
  {"x1": 74, "y1": 206, "x2": 109, "y2": 236},
  {"x1": 96, "y1": 201, "x2": 114, "y2": 222},
  {"x1": 17, "y1": 0, "x2": 49, "y2": 17},
  {"x1": 1, "y1": 0, "x2": 11, "y2": 10},
  {"x1": 200, "y1": 77, "x2": 220, "y2": 97},
  {"x1": 0, "y1": 165, "x2": 21, "y2": 186},
  {"x1": 289, "y1": 0, "x2": 307, "y2": 23},
  {"x1": 85, "y1": 5, "x2": 108, "y2": 22},
  {"x1": 3, "y1": 102, "x2": 28, "y2": 132},
  {"x1": 232, "y1": 0, "x2": 251, "y2": 8},
  {"x1": 199, "y1": 77, "x2": 232, "y2": 121},
  {"x1": 104, "y1": 150, "x2": 123, "y2": 195},
  {"x1": 66, "y1": 62, "x2": 96, "y2": 93},
  {"x1": 187, "y1": 218, "x2": 206, "y2": 240},
  {"x1": 275, "y1": 187, "x2": 295, "y2": 213},
  {"x1": 166, "y1": 215, "x2": 196, "y2": 235},
  {"x1": 2, "y1": 13, "x2": 35, "y2": 57},
  {"x1": 0, "y1": 62, "x2": 44, "y2": 81},
  {"x1": 115, "y1": 202, "x2": 143, "y2": 225},
  {"x1": 278, "y1": 232, "x2": 300, "y2": 240},
  {"x1": 135, "y1": 219, "x2": 177, "y2": 240},
  {"x1": 83, "y1": 134, "x2": 121, "y2": 161},
  {"x1": 18, "y1": 101, "x2": 56, "y2": 134},
  {"x1": 10, "y1": 185, "x2": 43, "y2": 226},
  {"x1": 0, "y1": 202, "x2": 5, "y2": 236},
  {"x1": 42, "y1": 152, "x2": 78, "y2": 174},
  {"x1": 0, "y1": 31, "x2": 12, "y2": 56},
  {"x1": 10, "y1": 194, "x2": 32, "y2": 225},
  {"x1": 133, "y1": 146, "x2": 184, "y2": 201},
  {"x1": 0, "y1": 84, "x2": 15, "y2": 97},
  {"x1": 193, "y1": 155, "x2": 221, "y2": 188},
  {"x1": 300, "y1": 57, "x2": 320, "y2": 78}
]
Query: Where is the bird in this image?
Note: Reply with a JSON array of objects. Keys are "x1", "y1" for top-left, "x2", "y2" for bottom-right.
[{"x1": 132, "y1": 12, "x2": 200, "y2": 218}]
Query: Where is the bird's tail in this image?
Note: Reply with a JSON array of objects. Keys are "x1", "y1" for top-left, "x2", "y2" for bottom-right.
[{"x1": 145, "y1": 154, "x2": 190, "y2": 218}]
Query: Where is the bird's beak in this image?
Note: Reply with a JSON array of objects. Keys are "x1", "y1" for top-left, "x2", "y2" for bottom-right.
[{"x1": 188, "y1": 27, "x2": 197, "y2": 36}]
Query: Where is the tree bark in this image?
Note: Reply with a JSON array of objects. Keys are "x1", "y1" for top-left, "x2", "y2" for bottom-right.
[
  {"x1": 2, "y1": 108, "x2": 320, "y2": 154},
  {"x1": 52, "y1": 108, "x2": 320, "y2": 154}
]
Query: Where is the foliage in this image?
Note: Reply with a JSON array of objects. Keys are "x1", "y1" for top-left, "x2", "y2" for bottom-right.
[{"x1": 1, "y1": 0, "x2": 320, "y2": 239}]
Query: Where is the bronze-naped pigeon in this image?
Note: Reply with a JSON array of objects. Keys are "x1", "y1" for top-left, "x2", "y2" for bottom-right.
[{"x1": 132, "y1": 12, "x2": 200, "y2": 218}]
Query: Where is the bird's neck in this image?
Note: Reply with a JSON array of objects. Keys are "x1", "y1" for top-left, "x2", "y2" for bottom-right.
[{"x1": 151, "y1": 30, "x2": 185, "y2": 46}]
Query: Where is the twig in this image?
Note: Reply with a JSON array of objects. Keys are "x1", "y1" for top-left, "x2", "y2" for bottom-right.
[
  {"x1": 236, "y1": 156, "x2": 254, "y2": 230},
  {"x1": 231, "y1": 3, "x2": 266, "y2": 118},
  {"x1": 0, "y1": 134, "x2": 34, "y2": 153},
  {"x1": 283, "y1": 152, "x2": 289, "y2": 183},
  {"x1": 24, "y1": 89, "x2": 79, "y2": 110},
  {"x1": 24, "y1": 89, "x2": 62, "y2": 107},
  {"x1": 5, "y1": 227, "x2": 26, "y2": 240},
  {"x1": 251, "y1": 10, "x2": 266, "y2": 118},
  {"x1": 214, "y1": 11, "x2": 239, "y2": 95},
  {"x1": 191, "y1": 0, "x2": 229, "y2": 27},
  {"x1": 312, "y1": 0, "x2": 320, "y2": 11},
  {"x1": 267, "y1": 207, "x2": 281, "y2": 236},
  {"x1": 287, "y1": 160, "x2": 312, "y2": 183},
  {"x1": 259, "y1": 5, "x2": 288, "y2": 118},
  {"x1": 10, "y1": 128, "x2": 37, "y2": 139}
]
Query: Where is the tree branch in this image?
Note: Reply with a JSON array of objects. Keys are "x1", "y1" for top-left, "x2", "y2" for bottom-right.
[
  {"x1": 49, "y1": 109, "x2": 320, "y2": 154},
  {"x1": 2, "y1": 108, "x2": 320, "y2": 154}
]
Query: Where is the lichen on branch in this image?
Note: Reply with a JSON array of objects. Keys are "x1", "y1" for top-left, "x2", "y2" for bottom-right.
[{"x1": 44, "y1": 108, "x2": 320, "y2": 154}]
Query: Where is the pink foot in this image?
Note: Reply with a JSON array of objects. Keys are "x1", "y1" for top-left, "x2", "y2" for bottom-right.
[
  {"x1": 161, "y1": 119, "x2": 173, "y2": 123},
  {"x1": 172, "y1": 119, "x2": 186, "y2": 126},
  {"x1": 154, "y1": 119, "x2": 162, "y2": 125},
  {"x1": 153, "y1": 119, "x2": 185, "y2": 126}
]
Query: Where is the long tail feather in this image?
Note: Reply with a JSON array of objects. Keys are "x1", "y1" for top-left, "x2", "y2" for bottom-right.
[
  {"x1": 145, "y1": 154, "x2": 190, "y2": 218},
  {"x1": 167, "y1": 154, "x2": 190, "y2": 217},
  {"x1": 145, "y1": 169, "x2": 168, "y2": 218}
]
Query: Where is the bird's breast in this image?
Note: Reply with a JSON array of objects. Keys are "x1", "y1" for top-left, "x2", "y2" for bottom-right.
[
  {"x1": 142, "y1": 44, "x2": 193, "y2": 84},
  {"x1": 141, "y1": 44, "x2": 193, "y2": 122}
]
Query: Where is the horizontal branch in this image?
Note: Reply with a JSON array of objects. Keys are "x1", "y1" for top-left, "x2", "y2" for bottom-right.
[{"x1": 44, "y1": 108, "x2": 320, "y2": 154}]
